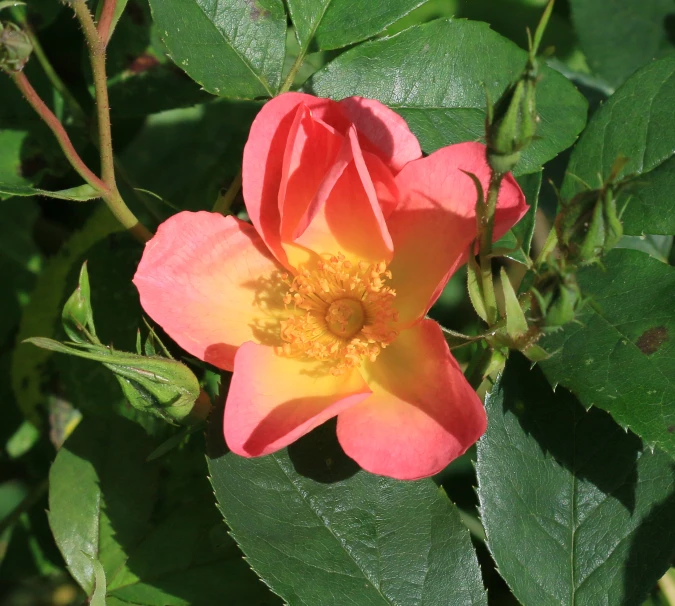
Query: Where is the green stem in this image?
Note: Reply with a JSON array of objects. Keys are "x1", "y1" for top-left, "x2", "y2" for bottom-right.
[
  {"x1": 71, "y1": 0, "x2": 152, "y2": 243},
  {"x1": 478, "y1": 171, "x2": 504, "y2": 325},
  {"x1": 212, "y1": 170, "x2": 242, "y2": 215},
  {"x1": 464, "y1": 344, "x2": 495, "y2": 391},
  {"x1": 279, "y1": 49, "x2": 306, "y2": 94}
]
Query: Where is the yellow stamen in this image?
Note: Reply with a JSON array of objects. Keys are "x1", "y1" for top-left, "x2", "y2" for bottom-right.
[{"x1": 278, "y1": 253, "x2": 399, "y2": 373}]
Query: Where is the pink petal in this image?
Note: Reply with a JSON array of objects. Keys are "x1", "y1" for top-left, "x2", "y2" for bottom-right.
[
  {"x1": 389, "y1": 142, "x2": 527, "y2": 326},
  {"x1": 339, "y1": 97, "x2": 423, "y2": 172},
  {"x1": 337, "y1": 319, "x2": 487, "y2": 480},
  {"x1": 292, "y1": 127, "x2": 394, "y2": 264},
  {"x1": 133, "y1": 211, "x2": 286, "y2": 372},
  {"x1": 224, "y1": 342, "x2": 371, "y2": 456},
  {"x1": 243, "y1": 93, "x2": 347, "y2": 266},
  {"x1": 278, "y1": 104, "x2": 345, "y2": 245}
]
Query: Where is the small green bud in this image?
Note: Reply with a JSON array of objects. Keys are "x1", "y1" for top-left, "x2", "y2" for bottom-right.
[
  {"x1": 556, "y1": 163, "x2": 626, "y2": 265},
  {"x1": 24, "y1": 338, "x2": 204, "y2": 424},
  {"x1": 486, "y1": 76, "x2": 537, "y2": 173},
  {"x1": 531, "y1": 272, "x2": 582, "y2": 329},
  {"x1": 62, "y1": 262, "x2": 97, "y2": 344},
  {"x1": 0, "y1": 21, "x2": 32, "y2": 72}
]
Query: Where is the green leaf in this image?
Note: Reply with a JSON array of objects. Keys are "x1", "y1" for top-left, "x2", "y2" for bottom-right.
[
  {"x1": 617, "y1": 234, "x2": 673, "y2": 263},
  {"x1": 148, "y1": 0, "x2": 287, "y2": 98},
  {"x1": 49, "y1": 416, "x2": 277, "y2": 605},
  {"x1": 309, "y1": 19, "x2": 587, "y2": 176},
  {"x1": 561, "y1": 54, "x2": 675, "y2": 236},
  {"x1": 569, "y1": 0, "x2": 675, "y2": 89},
  {"x1": 207, "y1": 417, "x2": 487, "y2": 606},
  {"x1": 104, "y1": 0, "x2": 213, "y2": 117},
  {"x1": 477, "y1": 355, "x2": 675, "y2": 606},
  {"x1": 540, "y1": 249, "x2": 675, "y2": 458},
  {"x1": 287, "y1": 0, "x2": 425, "y2": 51},
  {"x1": 0, "y1": 183, "x2": 100, "y2": 201},
  {"x1": 0, "y1": 130, "x2": 35, "y2": 199},
  {"x1": 48, "y1": 416, "x2": 159, "y2": 596}
]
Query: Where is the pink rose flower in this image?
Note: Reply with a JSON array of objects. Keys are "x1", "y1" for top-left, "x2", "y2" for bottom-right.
[{"x1": 133, "y1": 92, "x2": 527, "y2": 480}]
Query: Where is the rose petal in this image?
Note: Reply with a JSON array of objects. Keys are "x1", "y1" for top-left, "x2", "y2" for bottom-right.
[
  {"x1": 337, "y1": 319, "x2": 487, "y2": 480},
  {"x1": 292, "y1": 127, "x2": 394, "y2": 264},
  {"x1": 389, "y1": 142, "x2": 527, "y2": 325},
  {"x1": 339, "y1": 97, "x2": 423, "y2": 171},
  {"x1": 244, "y1": 93, "x2": 421, "y2": 265},
  {"x1": 133, "y1": 211, "x2": 286, "y2": 372},
  {"x1": 278, "y1": 104, "x2": 345, "y2": 244},
  {"x1": 224, "y1": 342, "x2": 371, "y2": 456},
  {"x1": 243, "y1": 93, "x2": 347, "y2": 265}
]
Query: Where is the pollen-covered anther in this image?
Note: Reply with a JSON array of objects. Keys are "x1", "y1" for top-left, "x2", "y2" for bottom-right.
[{"x1": 279, "y1": 253, "x2": 399, "y2": 372}]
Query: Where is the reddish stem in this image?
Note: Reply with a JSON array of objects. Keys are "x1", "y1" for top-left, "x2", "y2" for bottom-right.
[
  {"x1": 96, "y1": 0, "x2": 117, "y2": 47},
  {"x1": 10, "y1": 70, "x2": 108, "y2": 193}
]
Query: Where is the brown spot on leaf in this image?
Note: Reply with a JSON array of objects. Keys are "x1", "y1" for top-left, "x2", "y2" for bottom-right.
[
  {"x1": 668, "y1": 425, "x2": 675, "y2": 434},
  {"x1": 127, "y1": 53, "x2": 160, "y2": 74},
  {"x1": 245, "y1": 0, "x2": 269, "y2": 20},
  {"x1": 636, "y1": 326, "x2": 668, "y2": 355}
]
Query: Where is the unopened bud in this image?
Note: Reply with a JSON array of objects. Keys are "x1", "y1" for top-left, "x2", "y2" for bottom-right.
[
  {"x1": 0, "y1": 21, "x2": 32, "y2": 72},
  {"x1": 486, "y1": 74, "x2": 537, "y2": 174},
  {"x1": 62, "y1": 262, "x2": 97, "y2": 344},
  {"x1": 556, "y1": 159, "x2": 627, "y2": 265},
  {"x1": 530, "y1": 271, "x2": 582, "y2": 329},
  {"x1": 25, "y1": 338, "x2": 204, "y2": 425}
]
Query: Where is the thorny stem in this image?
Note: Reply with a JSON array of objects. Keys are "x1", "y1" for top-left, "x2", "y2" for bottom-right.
[
  {"x1": 478, "y1": 170, "x2": 505, "y2": 326},
  {"x1": 10, "y1": 6, "x2": 86, "y2": 123},
  {"x1": 13, "y1": 7, "x2": 162, "y2": 222},
  {"x1": 71, "y1": 0, "x2": 152, "y2": 242},
  {"x1": 9, "y1": 70, "x2": 106, "y2": 191}
]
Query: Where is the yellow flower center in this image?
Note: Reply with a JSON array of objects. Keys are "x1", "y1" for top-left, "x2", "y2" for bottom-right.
[{"x1": 279, "y1": 253, "x2": 399, "y2": 374}]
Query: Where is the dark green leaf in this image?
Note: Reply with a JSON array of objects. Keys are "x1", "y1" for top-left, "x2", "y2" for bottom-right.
[
  {"x1": 105, "y1": 0, "x2": 213, "y2": 117},
  {"x1": 48, "y1": 416, "x2": 159, "y2": 596},
  {"x1": 540, "y1": 249, "x2": 675, "y2": 458},
  {"x1": 569, "y1": 0, "x2": 675, "y2": 89},
  {"x1": 617, "y1": 234, "x2": 673, "y2": 263},
  {"x1": 561, "y1": 54, "x2": 675, "y2": 236},
  {"x1": 477, "y1": 356, "x2": 675, "y2": 606},
  {"x1": 309, "y1": 19, "x2": 587, "y2": 176},
  {"x1": 0, "y1": 130, "x2": 34, "y2": 199},
  {"x1": 49, "y1": 416, "x2": 276, "y2": 605},
  {"x1": 207, "y1": 418, "x2": 487, "y2": 606},
  {"x1": 148, "y1": 0, "x2": 287, "y2": 98},
  {"x1": 287, "y1": 0, "x2": 425, "y2": 51}
]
